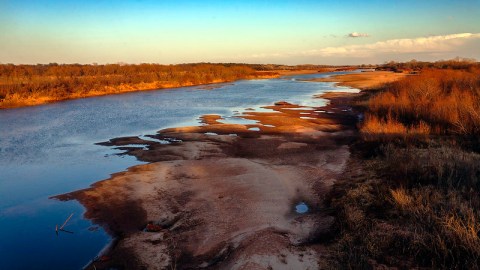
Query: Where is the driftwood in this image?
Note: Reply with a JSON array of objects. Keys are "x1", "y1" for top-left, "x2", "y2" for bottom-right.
[{"x1": 56, "y1": 213, "x2": 74, "y2": 235}]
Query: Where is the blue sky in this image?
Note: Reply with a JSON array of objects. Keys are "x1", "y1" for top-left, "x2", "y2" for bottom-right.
[{"x1": 1, "y1": 0, "x2": 479, "y2": 64}]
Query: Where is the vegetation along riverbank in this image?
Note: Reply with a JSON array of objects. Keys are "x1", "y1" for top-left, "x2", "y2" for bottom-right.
[
  {"x1": 0, "y1": 63, "x2": 347, "y2": 109},
  {"x1": 323, "y1": 60, "x2": 480, "y2": 269}
]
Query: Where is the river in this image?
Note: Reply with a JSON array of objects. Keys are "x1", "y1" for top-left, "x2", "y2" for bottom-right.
[{"x1": 0, "y1": 71, "x2": 359, "y2": 269}]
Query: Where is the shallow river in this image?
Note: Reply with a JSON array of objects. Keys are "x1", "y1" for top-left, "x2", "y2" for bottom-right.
[{"x1": 0, "y1": 71, "x2": 358, "y2": 269}]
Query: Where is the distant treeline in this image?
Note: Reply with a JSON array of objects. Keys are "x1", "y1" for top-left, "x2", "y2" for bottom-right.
[
  {"x1": 248, "y1": 64, "x2": 344, "y2": 71},
  {"x1": 378, "y1": 57, "x2": 480, "y2": 73},
  {"x1": 0, "y1": 62, "x2": 344, "y2": 109},
  {"x1": 0, "y1": 63, "x2": 264, "y2": 108}
]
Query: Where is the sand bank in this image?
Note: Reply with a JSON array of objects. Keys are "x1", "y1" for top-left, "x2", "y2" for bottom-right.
[{"x1": 306, "y1": 71, "x2": 408, "y2": 90}]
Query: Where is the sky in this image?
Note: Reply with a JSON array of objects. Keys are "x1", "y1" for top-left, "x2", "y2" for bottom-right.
[{"x1": 1, "y1": 0, "x2": 479, "y2": 65}]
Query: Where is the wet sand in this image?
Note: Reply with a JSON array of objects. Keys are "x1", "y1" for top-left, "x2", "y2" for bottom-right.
[
  {"x1": 306, "y1": 71, "x2": 408, "y2": 89},
  {"x1": 54, "y1": 78, "x2": 366, "y2": 269}
]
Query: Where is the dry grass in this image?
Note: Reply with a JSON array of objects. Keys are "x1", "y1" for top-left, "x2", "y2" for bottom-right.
[
  {"x1": 0, "y1": 63, "x2": 258, "y2": 109},
  {"x1": 362, "y1": 68, "x2": 480, "y2": 137},
  {"x1": 327, "y1": 155, "x2": 480, "y2": 269},
  {"x1": 382, "y1": 144, "x2": 480, "y2": 189},
  {"x1": 361, "y1": 114, "x2": 431, "y2": 142},
  {"x1": 390, "y1": 188, "x2": 412, "y2": 209},
  {"x1": 324, "y1": 64, "x2": 480, "y2": 269}
]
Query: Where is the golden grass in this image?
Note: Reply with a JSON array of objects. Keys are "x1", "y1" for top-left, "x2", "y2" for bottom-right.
[
  {"x1": 0, "y1": 63, "x2": 259, "y2": 109},
  {"x1": 361, "y1": 114, "x2": 430, "y2": 140},
  {"x1": 361, "y1": 114, "x2": 407, "y2": 137},
  {"x1": 362, "y1": 68, "x2": 480, "y2": 136},
  {"x1": 390, "y1": 188, "x2": 412, "y2": 209},
  {"x1": 443, "y1": 212, "x2": 480, "y2": 250}
]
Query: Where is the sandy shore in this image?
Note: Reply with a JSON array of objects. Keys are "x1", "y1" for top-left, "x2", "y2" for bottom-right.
[
  {"x1": 306, "y1": 71, "x2": 408, "y2": 90},
  {"x1": 53, "y1": 72, "x2": 383, "y2": 269}
]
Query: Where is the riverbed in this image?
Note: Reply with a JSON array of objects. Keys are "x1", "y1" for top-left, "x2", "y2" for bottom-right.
[{"x1": 0, "y1": 71, "x2": 359, "y2": 269}]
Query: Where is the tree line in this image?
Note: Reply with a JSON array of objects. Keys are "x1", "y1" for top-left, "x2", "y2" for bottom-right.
[
  {"x1": 378, "y1": 57, "x2": 479, "y2": 73},
  {"x1": 0, "y1": 63, "x2": 259, "y2": 108}
]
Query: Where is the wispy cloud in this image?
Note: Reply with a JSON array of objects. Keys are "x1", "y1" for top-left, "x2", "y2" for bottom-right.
[
  {"x1": 348, "y1": 32, "x2": 369, "y2": 38},
  {"x1": 302, "y1": 33, "x2": 480, "y2": 58},
  {"x1": 225, "y1": 33, "x2": 480, "y2": 64}
]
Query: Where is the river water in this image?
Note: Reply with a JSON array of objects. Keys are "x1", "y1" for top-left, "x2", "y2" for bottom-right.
[{"x1": 0, "y1": 71, "x2": 359, "y2": 269}]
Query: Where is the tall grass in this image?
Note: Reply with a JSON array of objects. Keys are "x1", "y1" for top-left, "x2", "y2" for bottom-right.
[
  {"x1": 329, "y1": 148, "x2": 480, "y2": 269},
  {"x1": 381, "y1": 144, "x2": 480, "y2": 189},
  {"x1": 362, "y1": 68, "x2": 480, "y2": 137}
]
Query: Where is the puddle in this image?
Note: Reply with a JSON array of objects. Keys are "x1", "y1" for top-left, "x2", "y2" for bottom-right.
[
  {"x1": 248, "y1": 127, "x2": 260, "y2": 131},
  {"x1": 204, "y1": 132, "x2": 218, "y2": 136},
  {"x1": 295, "y1": 202, "x2": 309, "y2": 214}
]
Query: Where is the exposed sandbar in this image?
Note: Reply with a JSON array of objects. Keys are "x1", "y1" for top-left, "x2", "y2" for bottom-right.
[{"x1": 306, "y1": 71, "x2": 408, "y2": 90}]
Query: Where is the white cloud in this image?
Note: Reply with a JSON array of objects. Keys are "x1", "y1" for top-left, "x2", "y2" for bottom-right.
[
  {"x1": 303, "y1": 33, "x2": 480, "y2": 58},
  {"x1": 348, "y1": 32, "x2": 369, "y2": 38},
  {"x1": 222, "y1": 32, "x2": 480, "y2": 64}
]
